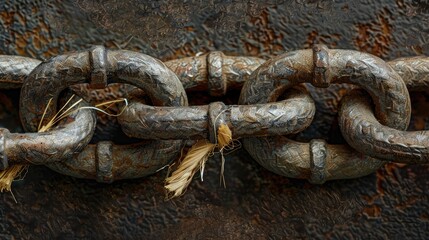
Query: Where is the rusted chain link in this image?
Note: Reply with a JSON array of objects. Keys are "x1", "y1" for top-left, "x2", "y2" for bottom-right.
[
  {"x1": 0, "y1": 45, "x2": 428, "y2": 186},
  {"x1": 238, "y1": 45, "x2": 411, "y2": 183},
  {"x1": 18, "y1": 46, "x2": 188, "y2": 182},
  {"x1": 119, "y1": 87, "x2": 314, "y2": 143},
  {"x1": 339, "y1": 57, "x2": 429, "y2": 164},
  {"x1": 165, "y1": 51, "x2": 265, "y2": 96},
  {"x1": 0, "y1": 48, "x2": 268, "y2": 182},
  {"x1": 0, "y1": 56, "x2": 41, "y2": 89},
  {"x1": 0, "y1": 96, "x2": 96, "y2": 169},
  {"x1": 340, "y1": 91, "x2": 429, "y2": 164}
]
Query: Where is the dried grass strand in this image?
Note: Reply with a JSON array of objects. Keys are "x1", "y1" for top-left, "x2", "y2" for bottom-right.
[
  {"x1": 0, "y1": 95, "x2": 128, "y2": 194},
  {"x1": 165, "y1": 124, "x2": 234, "y2": 199},
  {"x1": 217, "y1": 124, "x2": 232, "y2": 149},
  {"x1": 165, "y1": 140, "x2": 216, "y2": 198},
  {"x1": 38, "y1": 96, "x2": 128, "y2": 133},
  {"x1": 38, "y1": 95, "x2": 83, "y2": 133},
  {"x1": 0, "y1": 165, "x2": 27, "y2": 193}
]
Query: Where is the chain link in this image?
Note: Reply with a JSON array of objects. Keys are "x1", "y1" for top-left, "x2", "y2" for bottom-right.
[{"x1": 0, "y1": 45, "x2": 428, "y2": 185}]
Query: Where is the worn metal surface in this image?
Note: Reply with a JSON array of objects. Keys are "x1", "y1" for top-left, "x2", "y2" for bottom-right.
[
  {"x1": 0, "y1": 0, "x2": 428, "y2": 239},
  {"x1": 0, "y1": 56, "x2": 41, "y2": 89},
  {"x1": 0, "y1": 98, "x2": 96, "y2": 167},
  {"x1": 239, "y1": 46, "x2": 411, "y2": 128},
  {"x1": 388, "y1": 56, "x2": 429, "y2": 90},
  {"x1": 20, "y1": 45, "x2": 188, "y2": 131},
  {"x1": 47, "y1": 141, "x2": 183, "y2": 183},
  {"x1": 340, "y1": 91, "x2": 429, "y2": 164},
  {"x1": 238, "y1": 46, "x2": 411, "y2": 181},
  {"x1": 7, "y1": 47, "x2": 415, "y2": 183},
  {"x1": 119, "y1": 87, "x2": 315, "y2": 141},
  {"x1": 338, "y1": 57, "x2": 429, "y2": 164},
  {"x1": 18, "y1": 46, "x2": 188, "y2": 181},
  {"x1": 165, "y1": 52, "x2": 265, "y2": 96}
]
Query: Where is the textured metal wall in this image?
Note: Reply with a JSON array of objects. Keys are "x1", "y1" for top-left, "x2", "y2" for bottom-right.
[{"x1": 0, "y1": 0, "x2": 428, "y2": 239}]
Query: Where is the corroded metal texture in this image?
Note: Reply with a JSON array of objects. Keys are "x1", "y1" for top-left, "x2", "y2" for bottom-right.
[
  {"x1": 119, "y1": 87, "x2": 315, "y2": 141},
  {"x1": 340, "y1": 91, "x2": 429, "y2": 164},
  {"x1": 1, "y1": 46, "x2": 426, "y2": 190},
  {"x1": 20, "y1": 45, "x2": 188, "y2": 131},
  {"x1": 19, "y1": 46, "x2": 188, "y2": 181},
  {"x1": 165, "y1": 51, "x2": 265, "y2": 95},
  {"x1": 0, "y1": 58, "x2": 96, "y2": 170},
  {"x1": 47, "y1": 141, "x2": 182, "y2": 183},
  {"x1": 0, "y1": 56, "x2": 41, "y2": 89},
  {"x1": 388, "y1": 56, "x2": 429, "y2": 90},
  {"x1": 239, "y1": 46, "x2": 411, "y2": 129},
  {"x1": 239, "y1": 45, "x2": 411, "y2": 181},
  {"x1": 339, "y1": 57, "x2": 429, "y2": 164},
  {"x1": 0, "y1": 99, "x2": 96, "y2": 167},
  {"x1": 243, "y1": 135, "x2": 386, "y2": 182},
  {"x1": 0, "y1": 1, "x2": 429, "y2": 239}
]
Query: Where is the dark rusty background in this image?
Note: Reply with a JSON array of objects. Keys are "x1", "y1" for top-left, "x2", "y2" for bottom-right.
[{"x1": 0, "y1": 0, "x2": 429, "y2": 239}]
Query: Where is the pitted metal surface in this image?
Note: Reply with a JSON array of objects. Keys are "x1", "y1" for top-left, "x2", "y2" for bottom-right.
[
  {"x1": 2, "y1": 99, "x2": 96, "y2": 165},
  {"x1": 20, "y1": 46, "x2": 188, "y2": 131},
  {"x1": 239, "y1": 46, "x2": 411, "y2": 181},
  {"x1": 119, "y1": 88, "x2": 315, "y2": 141},
  {"x1": 164, "y1": 52, "x2": 265, "y2": 94},
  {"x1": 18, "y1": 46, "x2": 188, "y2": 181},
  {"x1": 0, "y1": 56, "x2": 41, "y2": 89},
  {"x1": 340, "y1": 91, "x2": 429, "y2": 164},
  {"x1": 239, "y1": 47, "x2": 411, "y2": 129}
]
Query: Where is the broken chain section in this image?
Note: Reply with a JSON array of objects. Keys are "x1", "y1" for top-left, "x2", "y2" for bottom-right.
[{"x1": 0, "y1": 45, "x2": 428, "y2": 187}]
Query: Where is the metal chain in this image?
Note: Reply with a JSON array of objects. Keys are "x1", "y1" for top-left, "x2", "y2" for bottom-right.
[{"x1": 0, "y1": 45, "x2": 428, "y2": 185}]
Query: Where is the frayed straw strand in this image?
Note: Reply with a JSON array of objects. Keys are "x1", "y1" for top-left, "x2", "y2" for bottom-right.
[
  {"x1": 165, "y1": 123, "x2": 237, "y2": 199},
  {"x1": 165, "y1": 140, "x2": 216, "y2": 198},
  {"x1": 0, "y1": 165, "x2": 27, "y2": 193},
  {"x1": 0, "y1": 95, "x2": 128, "y2": 193}
]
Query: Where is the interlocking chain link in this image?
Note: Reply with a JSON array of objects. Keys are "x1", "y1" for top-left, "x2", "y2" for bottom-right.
[
  {"x1": 238, "y1": 45, "x2": 411, "y2": 183},
  {"x1": 20, "y1": 46, "x2": 188, "y2": 182},
  {"x1": 0, "y1": 45, "x2": 428, "y2": 186}
]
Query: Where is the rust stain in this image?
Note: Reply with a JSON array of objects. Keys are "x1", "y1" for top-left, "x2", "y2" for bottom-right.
[
  {"x1": 395, "y1": 196, "x2": 418, "y2": 211},
  {"x1": 168, "y1": 41, "x2": 199, "y2": 61},
  {"x1": 421, "y1": 213, "x2": 429, "y2": 221},
  {"x1": 354, "y1": 8, "x2": 393, "y2": 57},
  {"x1": 0, "y1": 10, "x2": 14, "y2": 26},
  {"x1": 1, "y1": 9, "x2": 69, "y2": 58},
  {"x1": 1, "y1": 1, "x2": 429, "y2": 238},
  {"x1": 363, "y1": 205, "x2": 381, "y2": 218},
  {"x1": 304, "y1": 30, "x2": 341, "y2": 48},
  {"x1": 245, "y1": 9, "x2": 284, "y2": 55},
  {"x1": 375, "y1": 168, "x2": 387, "y2": 196},
  {"x1": 383, "y1": 163, "x2": 402, "y2": 184},
  {"x1": 364, "y1": 163, "x2": 407, "y2": 204}
]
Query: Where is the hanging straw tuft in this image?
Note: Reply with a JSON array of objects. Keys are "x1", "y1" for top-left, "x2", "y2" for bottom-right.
[
  {"x1": 165, "y1": 123, "x2": 235, "y2": 199},
  {"x1": 0, "y1": 165, "x2": 27, "y2": 192},
  {"x1": 216, "y1": 124, "x2": 232, "y2": 149},
  {"x1": 164, "y1": 140, "x2": 216, "y2": 198}
]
